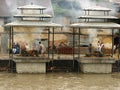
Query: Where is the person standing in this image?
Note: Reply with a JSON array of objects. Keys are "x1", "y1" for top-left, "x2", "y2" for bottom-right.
[
  {"x1": 25, "y1": 43, "x2": 30, "y2": 51},
  {"x1": 39, "y1": 42, "x2": 46, "y2": 57},
  {"x1": 88, "y1": 43, "x2": 92, "y2": 55},
  {"x1": 97, "y1": 41, "x2": 101, "y2": 52},
  {"x1": 16, "y1": 43, "x2": 20, "y2": 54},
  {"x1": 100, "y1": 42, "x2": 104, "y2": 54},
  {"x1": 12, "y1": 42, "x2": 16, "y2": 54}
]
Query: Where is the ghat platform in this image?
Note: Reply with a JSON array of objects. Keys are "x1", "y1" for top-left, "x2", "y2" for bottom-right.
[
  {"x1": 14, "y1": 57, "x2": 50, "y2": 73},
  {"x1": 78, "y1": 57, "x2": 115, "y2": 73}
]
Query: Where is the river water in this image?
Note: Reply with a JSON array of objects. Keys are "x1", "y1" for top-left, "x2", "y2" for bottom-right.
[{"x1": 0, "y1": 72, "x2": 120, "y2": 90}]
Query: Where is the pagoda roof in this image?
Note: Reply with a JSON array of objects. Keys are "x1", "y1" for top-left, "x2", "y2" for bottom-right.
[
  {"x1": 14, "y1": 14, "x2": 52, "y2": 18},
  {"x1": 78, "y1": 15, "x2": 118, "y2": 19},
  {"x1": 5, "y1": 21, "x2": 62, "y2": 27},
  {"x1": 69, "y1": 22, "x2": 120, "y2": 29},
  {"x1": 18, "y1": 4, "x2": 46, "y2": 10},
  {"x1": 115, "y1": 2, "x2": 120, "y2": 4},
  {"x1": 83, "y1": 6, "x2": 112, "y2": 11}
]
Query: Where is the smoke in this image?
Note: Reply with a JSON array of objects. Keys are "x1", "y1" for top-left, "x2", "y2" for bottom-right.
[
  {"x1": 88, "y1": 29, "x2": 97, "y2": 43},
  {"x1": 52, "y1": 0, "x2": 96, "y2": 18},
  {"x1": 14, "y1": 27, "x2": 43, "y2": 47},
  {"x1": 52, "y1": 0, "x2": 119, "y2": 22},
  {"x1": 5, "y1": 0, "x2": 18, "y2": 15},
  {"x1": 52, "y1": 0, "x2": 119, "y2": 47},
  {"x1": 0, "y1": 0, "x2": 53, "y2": 16},
  {"x1": 76, "y1": 0, "x2": 96, "y2": 9}
]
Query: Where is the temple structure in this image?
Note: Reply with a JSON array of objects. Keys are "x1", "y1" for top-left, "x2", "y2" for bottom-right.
[
  {"x1": 69, "y1": 6, "x2": 120, "y2": 73},
  {"x1": 4, "y1": 3, "x2": 120, "y2": 73},
  {"x1": 5, "y1": 3, "x2": 62, "y2": 73}
]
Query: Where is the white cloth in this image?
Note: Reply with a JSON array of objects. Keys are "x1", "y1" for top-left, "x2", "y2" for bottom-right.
[
  {"x1": 25, "y1": 44, "x2": 30, "y2": 51},
  {"x1": 98, "y1": 45, "x2": 101, "y2": 52},
  {"x1": 40, "y1": 44, "x2": 46, "y2": 53},
  {"x1": 99, "y1": 43, "x2": 104, "y2": 53},
  {"x1": 12, "y1": 48, "x2": 16, "y2": 53}
]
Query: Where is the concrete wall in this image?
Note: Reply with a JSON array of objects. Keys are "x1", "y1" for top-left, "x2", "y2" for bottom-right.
[
  {"x1": 16, "y1": 62, "x2": 46, "y2": 73},
  {"x1": 15, "y1": 59, "x2": 49, "y2": 73},
  {"x1": 79, "y1": 57, "x2": 115, "y2": 73},
  {"x1": 80, "y1": 63, "x2": 112, "y2": 73}
]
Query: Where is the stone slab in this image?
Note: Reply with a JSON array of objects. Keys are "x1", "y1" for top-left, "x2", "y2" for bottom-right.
[
  {"x1": 79, "y1": 57, "x2": 115, "y2": 73},
  {"x1": 15, "y1": 59, "x2": 49, "y2": 73}
]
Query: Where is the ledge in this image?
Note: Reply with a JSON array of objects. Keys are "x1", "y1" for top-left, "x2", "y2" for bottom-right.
[
  {"x1": 14, "y1": 58, "x2": 50, "y2": 63},
  {"x1": 79, "y1": 57, "x2": 115, "y2": 64}
]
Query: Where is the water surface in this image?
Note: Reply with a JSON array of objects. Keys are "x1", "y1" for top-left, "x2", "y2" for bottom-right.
[{"x1": 0, "y1": 72, "x2": 120, "y2": 90}]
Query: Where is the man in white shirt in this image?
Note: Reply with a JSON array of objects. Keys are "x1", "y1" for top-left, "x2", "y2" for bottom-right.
[
  {"x1": 39, "y1": 42, "x2": 46, "y2": 57},
  {"x1": 99, "y1": 42, "x2": 104, "y2": 54}
]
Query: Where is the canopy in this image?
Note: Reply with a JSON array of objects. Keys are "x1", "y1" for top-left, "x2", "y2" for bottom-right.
[
  {"x1": 5, "y1": 21, "x2": 62, "y2": 27},
  {"x1": 70, "y1": 22, "x2": 120, "y2": 29}
]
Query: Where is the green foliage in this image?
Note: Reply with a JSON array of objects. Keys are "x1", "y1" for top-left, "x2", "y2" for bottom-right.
[
  {"x1": 115, "y1": 32, "x2": 119, "y2": 35},
  {"x1": 91, "y1": 0, "x2": 104, "y2": 2},
  {"x1": 51, "y1": 0, "x2": 81, "y2": 17},
  {"x1": 52, "y1": 3, "x2": 67, "y2": 15}
]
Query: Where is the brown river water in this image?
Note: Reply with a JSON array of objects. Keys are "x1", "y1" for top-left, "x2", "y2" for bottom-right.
[{"x1": 0, "y1": 72, "x2": 120, "y2": 90}]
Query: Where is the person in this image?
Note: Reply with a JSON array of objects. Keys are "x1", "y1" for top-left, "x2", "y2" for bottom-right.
[
  {"x1": 113, "y1": 35, "x2": 119, "y2": 54},
  {"x1": 12, "y1": 42, "x2": 16, "y2": 54},
  {"x1": 88, "y1": 43, "x2": 92, "y2": 55},
  {"x1": 39, "y1": 42, "x2": 46, "y2": 57},
  {"x1": 97, "y1": 41, "x2": 101, "y2": 52},
  {"x1": 99, "y1": 42, "x2": 104, "y2": 54},
  {"x1": 53, "y1": 44, "x2": 57, "y2": 54},
  {"x1": 25, "y1": 43, "x2": 30, "y2": 51},
  {"x1": 16, "y1": 43, "x2": 20, "y2": 54},
  {"x1": 113, "y1": 45, "x2": 116, "y2": 54}
]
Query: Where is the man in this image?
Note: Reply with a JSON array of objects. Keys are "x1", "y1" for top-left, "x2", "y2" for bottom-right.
[
  {"x1": 12, "y1": 42, "x2": 16, "y2": 54},
  {"x1": 99, "y1": 42, "x2": 104, "y2": 54},
  {"x1": 39, "y1": 42, "x2": 46, "y2": 57},
  {"x1": 88, "y1": 43, "x2": 92, "y2": 55}
]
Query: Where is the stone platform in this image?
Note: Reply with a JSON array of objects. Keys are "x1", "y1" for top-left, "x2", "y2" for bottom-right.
[
  {"x1": 14, "y1": 57, "x2": 50, "y2": 73},
  {"x1": 79, "y1": 57, "x2": 115, "y2": 73}
]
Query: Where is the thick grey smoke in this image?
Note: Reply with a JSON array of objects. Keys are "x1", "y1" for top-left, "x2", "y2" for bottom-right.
[
  {"x1": 0, "y1": 0, "x2": 53, "y2": 16},
  {"x1": 52, "y1": 0, "x2": 118, "y2": 20},
  {"x1": 5, "y1": 0, "x2": 18, "y2": 15},
  {"x1": 52, "y1": 0, "x2": 120, "y2": 28}
]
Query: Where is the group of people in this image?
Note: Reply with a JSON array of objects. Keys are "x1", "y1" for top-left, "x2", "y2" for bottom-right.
[
  {"x1": 88, "y1": 41, "x2": 104, "y2": 55},
  {"x1": 25, "y1": 42, "x2": 46, "y2": 56},
  {"x1": 12, "y1": 42, "x2": 20, "y2": 54},
  {"x1": 97, "y1": 41, "x2": 104, "y2": 54},
  {"x1": 11, "y1": 41, "x2": 46, "y2": 57}
]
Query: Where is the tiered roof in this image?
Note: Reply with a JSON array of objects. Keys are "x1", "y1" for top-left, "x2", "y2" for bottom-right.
[
  {"x1": 83, "y1": 6, "x2": 112, "y2": 11},
  {"x1": 5, "y1": 4, "x2": 62, "y2": 27},
  {"x1": 70, "y1": 6, "x2": 120, "y2": 29},
  {"x1": 17, "y1": 4, "x2": 46, "y2": 10}
]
